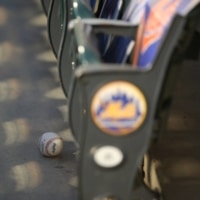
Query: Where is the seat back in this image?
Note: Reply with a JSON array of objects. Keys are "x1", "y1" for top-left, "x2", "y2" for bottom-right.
[{"x1": 58, "y1": 0, "x2": 136, "y2": 97}]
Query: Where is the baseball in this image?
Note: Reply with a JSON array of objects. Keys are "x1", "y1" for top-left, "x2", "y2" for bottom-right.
[{"x1": 38, "y1": 132, "x2": 63, "y2": 157}]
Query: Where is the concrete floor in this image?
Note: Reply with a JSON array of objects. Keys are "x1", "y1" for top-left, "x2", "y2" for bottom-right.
[
  {"x1": 0, "y1": 1, "x2": 200, "y2": 200},
  {"x1": 0, "y1": 1, "x2": 77, "y2": 199}
]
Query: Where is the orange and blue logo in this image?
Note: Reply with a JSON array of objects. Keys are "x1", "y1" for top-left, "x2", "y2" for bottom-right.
[
  {"x1": 132, "y1": 0, "x2": 184, "y2": 68},
  {"x1": 91, "y1": 81, "x2": 147, "y2": 136}
]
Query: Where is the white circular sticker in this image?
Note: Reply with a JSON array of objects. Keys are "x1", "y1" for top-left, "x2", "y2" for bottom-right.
[{"x1": 93, "y1": 146, "x2": 124, "y2": 168}]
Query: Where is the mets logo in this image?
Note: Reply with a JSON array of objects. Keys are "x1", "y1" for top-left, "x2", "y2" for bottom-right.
[{"x1": 91, "y1": 81, "x2": 147, "y2": 136}]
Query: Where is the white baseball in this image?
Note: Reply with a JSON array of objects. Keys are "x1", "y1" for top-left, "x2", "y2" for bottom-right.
[{"x1": 38, "y1": 132, "x2": 63, "y2": 157}]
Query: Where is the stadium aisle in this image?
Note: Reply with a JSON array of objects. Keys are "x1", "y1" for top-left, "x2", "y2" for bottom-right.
[{"x1": 0, "y1": 0, "x2": 77, "y2": 199}]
